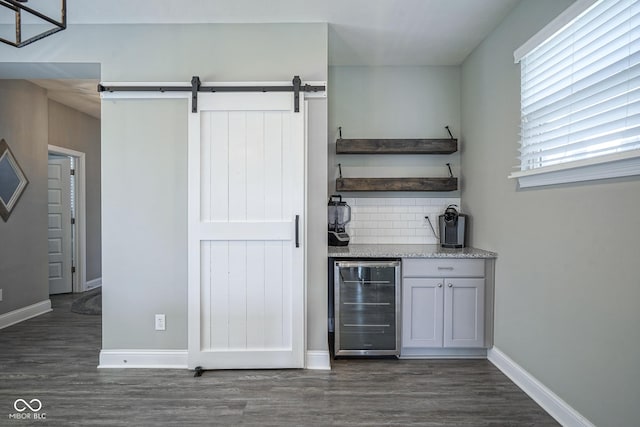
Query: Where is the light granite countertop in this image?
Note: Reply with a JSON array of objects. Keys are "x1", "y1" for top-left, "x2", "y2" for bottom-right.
[{"x1": 328, "y1": 244, "x2": 497, "y2": 259}]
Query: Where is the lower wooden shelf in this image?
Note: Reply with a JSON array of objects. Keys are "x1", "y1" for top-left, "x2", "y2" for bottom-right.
[
  {"x1": 336, "y1": 138, "x2": 458, "y2": 154},
  {"x1": 336, "y1": 177, "x2": 457, "y2": 192}
]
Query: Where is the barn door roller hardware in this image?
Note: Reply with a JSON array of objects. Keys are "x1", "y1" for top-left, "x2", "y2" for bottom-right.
[
  {"x1": 98, "y1": 76, "x2": 325, "y2": 113},
  {"x1": 0, "y1": 0, "x2": 67, "y2": 48}
]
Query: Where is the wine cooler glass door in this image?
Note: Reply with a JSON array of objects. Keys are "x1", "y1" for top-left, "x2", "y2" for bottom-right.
[{"x1": 334, "y1": 260, "x2": 400, "y2": 356}]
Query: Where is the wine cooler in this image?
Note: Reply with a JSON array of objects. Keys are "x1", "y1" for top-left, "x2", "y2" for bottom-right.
[{"x1": 334, "y1": 260, "x2": 401, "y2": 357}]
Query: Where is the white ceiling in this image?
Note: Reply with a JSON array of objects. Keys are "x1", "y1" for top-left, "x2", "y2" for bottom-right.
[{"x1": 10, "y1": 0, "x2": 521, "y2": 117}]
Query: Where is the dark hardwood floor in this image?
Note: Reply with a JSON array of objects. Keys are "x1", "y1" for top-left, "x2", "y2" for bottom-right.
[{"x1": 0, "y1": 294, "x2": 559, "y2": 426}]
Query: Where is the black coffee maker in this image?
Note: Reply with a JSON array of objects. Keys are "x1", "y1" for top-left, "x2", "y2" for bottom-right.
[
  {"x1": 438, "y1": 204, "x2": 467, "y2": 248},
  {"x1": 328, "y1": 195, "x2": 351, "y2": 246}
]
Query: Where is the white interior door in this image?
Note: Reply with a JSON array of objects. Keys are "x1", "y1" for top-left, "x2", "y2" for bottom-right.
[
  {"x1": 188, "y1": 91, "x2": 305, "y2": 369},
  {"x1": 48, "y1": 157, "x2": 72, "y2": 294}
]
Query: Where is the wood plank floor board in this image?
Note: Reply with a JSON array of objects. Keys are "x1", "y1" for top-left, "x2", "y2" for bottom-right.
[{"x1": 0, "y1": 294, "x2": 559, "y2": 426}]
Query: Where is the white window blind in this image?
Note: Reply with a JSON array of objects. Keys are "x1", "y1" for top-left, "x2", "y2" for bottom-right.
[{"x1": 518, "y1": 0, "x2": 640, "y2": 172}]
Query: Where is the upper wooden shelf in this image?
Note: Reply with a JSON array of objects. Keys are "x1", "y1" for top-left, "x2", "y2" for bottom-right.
[
  {"x1": 336, "y1": 177, "x2": 457, "y2": 192},
  {"x1": 336, "y1": 138, "x2": 457, "y2": 154}
]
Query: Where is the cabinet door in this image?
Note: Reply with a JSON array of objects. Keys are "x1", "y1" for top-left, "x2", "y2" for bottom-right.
[
  {"x1": 402, "y1": 278, "x2": 444, "y2": 348},
  {"x1": 443, "y1": 278, "x2": 485, "y2": 348}
]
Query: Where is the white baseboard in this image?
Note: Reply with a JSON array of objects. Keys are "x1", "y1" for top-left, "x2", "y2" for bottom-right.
[
  {"x1": 86, "y1": 278, "x2": 102, "y2": 290},
  {"x1": 306, "y1": 350, "x2": 331, "y2": 370},
  {"x1": 98, "y1": 350, "x2": 188, "y2": 369},
  {"x1": 488, "y1": 347, "x2": 595, "y2": 427},
  {"x1": 0, "y1": 300, "x2": 52, "y2": 330},
  {"x1": 100, "y1": 350, "x2": 331, "y2": 370}
]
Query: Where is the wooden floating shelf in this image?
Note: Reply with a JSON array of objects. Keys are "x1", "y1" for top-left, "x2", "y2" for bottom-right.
[
  {"x1": 336, "y1": 138, "x2": 457, "y2": 154},
  {"x1": 336, "y1": 177, "x2": 457, "y2": 192}
]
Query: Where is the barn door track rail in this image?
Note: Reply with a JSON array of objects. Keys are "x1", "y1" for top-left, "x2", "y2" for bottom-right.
[{"x1": 98, "y1": 75, "x2": 325, "y2": 113}]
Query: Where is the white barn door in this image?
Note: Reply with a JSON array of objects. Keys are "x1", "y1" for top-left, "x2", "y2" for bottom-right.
[{"x1": 188, "y1": 92, "x2": 305, "y2": 369}]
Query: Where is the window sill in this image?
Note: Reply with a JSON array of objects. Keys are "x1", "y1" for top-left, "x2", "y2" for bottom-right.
[{"x1": 508, "y1": 151, "x2": 640, "y2": 188}]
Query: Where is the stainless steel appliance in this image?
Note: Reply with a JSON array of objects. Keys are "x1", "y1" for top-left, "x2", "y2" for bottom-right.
[
  {"x1": 328, "y1": 195, "x2": 351, "y2": 246},
  {"x1": 439, "y1": 204, "x2": 467, "y2": 248},
  {"x1": 334, "y1": 260, "x2": 401, "y2": 356}
]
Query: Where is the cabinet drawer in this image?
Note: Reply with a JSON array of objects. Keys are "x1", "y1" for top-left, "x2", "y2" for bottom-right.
[{"x1": 402, "y1": 258, "x2": 484, "y2": 277}]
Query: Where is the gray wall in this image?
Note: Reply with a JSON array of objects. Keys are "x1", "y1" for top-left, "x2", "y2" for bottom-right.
[
  {"x1": 328, "y1": 66, "x2": 461, "y2": 198},
  {"x1": 461, "y1": 1, "x2": 640, "y2": 425},
  {"x1": 0, "y1": 80, "x2": 49, "y2": 314},
  {"x1": 48, "y1": 100, "x2": 102, "y2": 281},
  {"x1": 101, "y1": 100, "x2": 187, "y2": 348},
  {"x1": 0, "y1": 23, "x2": 329, "y2": 353}
]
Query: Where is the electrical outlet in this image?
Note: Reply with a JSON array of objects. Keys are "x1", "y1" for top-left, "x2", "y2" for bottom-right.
[
  {"x1": 155, "y1": 314, "x2": 166, "y2": 331},
  {"x1": 0, "y1": 288, "x2": 3, "y2": 301}
]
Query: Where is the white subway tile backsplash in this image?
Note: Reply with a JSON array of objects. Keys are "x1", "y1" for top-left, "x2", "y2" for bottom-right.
[
  {"x1": 359, "y1": 221, "x2": 378, "y2": 229},
  {"x1": 344, "y1": 197, "x2": 460, "y2": 245},
  {"x1": 354, "y1": 198, "x2": 382, "y2": 206},
  {"x1": 361, "y1": 207, "x2": 379, "y2": 214}
]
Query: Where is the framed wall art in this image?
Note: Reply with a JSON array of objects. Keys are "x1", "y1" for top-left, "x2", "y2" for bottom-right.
[{"x1": 0, "y1": 139, "x2": 29, "y2": 222}]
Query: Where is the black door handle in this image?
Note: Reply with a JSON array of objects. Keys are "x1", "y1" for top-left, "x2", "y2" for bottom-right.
[{"x1": 295, "y1": 215, "x2": 300, "y2": 248}]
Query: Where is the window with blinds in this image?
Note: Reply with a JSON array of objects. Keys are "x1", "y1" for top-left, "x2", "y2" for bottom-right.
[{"x1": 517, "y1": 0, "x2": 640, "y2": 173}]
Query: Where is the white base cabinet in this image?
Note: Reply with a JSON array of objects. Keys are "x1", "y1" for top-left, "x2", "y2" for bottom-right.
[{"x1": 401, "y1": 258, "x2": 492, "y2": 357}]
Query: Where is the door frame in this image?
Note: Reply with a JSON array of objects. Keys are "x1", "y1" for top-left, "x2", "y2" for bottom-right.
[{"x1": 48, "y1": 145, "x2": 88, "y2": 293}]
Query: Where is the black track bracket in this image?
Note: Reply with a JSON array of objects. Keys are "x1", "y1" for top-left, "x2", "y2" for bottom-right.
[
  {"x1": 191, "y1": 76, "x2": 201, "y2": 113},
  {"x1": 293, "y1": 75, "x2": 301, "y2": 113},
  {"x1": 194, "y1": 366, "x2": 204, "y2": 377}
]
